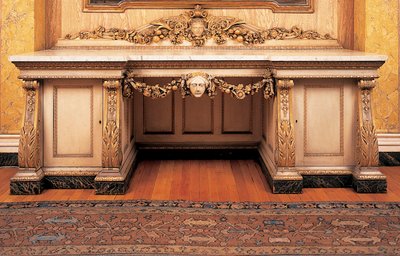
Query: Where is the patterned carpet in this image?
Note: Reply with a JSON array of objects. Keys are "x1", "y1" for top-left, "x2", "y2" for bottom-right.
[{"x1": 0, "y1": 200, "x2": 399, "y2": 255}]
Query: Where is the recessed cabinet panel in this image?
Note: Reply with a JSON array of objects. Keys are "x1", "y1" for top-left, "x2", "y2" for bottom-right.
[
  {"x1": 55, "y1": 87, "x2": 93, "y2": 156},
  {"x1": 304, "y1": 86, "x2": 343, "y2": 156},
  {"x1": 183, "y1": 97, "x2": 213, "y2": 134},
  {"x1": 222, "y1": 94, "x2": 252, "y2": 134},
  {"x1": 43, "y1": 80, "x2": 103, "y2": 167},
  {"x1": 143, "y1": 94, "x2": 174, "y2": 134}
]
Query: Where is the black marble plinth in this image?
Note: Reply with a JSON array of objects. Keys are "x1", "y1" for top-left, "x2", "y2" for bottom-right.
[
  {"x1": 44, "y1": 176, "x2": 95, "y2": 189},
  {"x1": 303, "y1": 175, "x2": 353, "y2": 188},
  {"x1": 95, "y1": 156, "x2": 139, "y2": 195},
  {"x1": 379, "y1": 152, "x2": 400, "y2": 166},
  {"x1": 353, "y1": 179, "x2": 387, "y2": 193},
  {"x1": 271, "y1": 180, "x2": 303, "y2": 194},
  {"x1": 95, "y1": 181, "x2": 128, "y2": 195},
  {"x1": 257, "y1": 157, "x2": 303, "y2": 194},
  {"x1": 10, "y1": 180, "x2": 44, "y2": 195},
  {"x1": 0, "y1": 153, "x2": 18, "y2": 167}
]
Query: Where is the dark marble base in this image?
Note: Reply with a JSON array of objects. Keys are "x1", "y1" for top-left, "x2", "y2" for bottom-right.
[
  {"x1": 95, "y1": 181, "x2": 128, "y2": 195},
  {"x1": 272, "y1": 180, "x2": 303, "y2": 194},
  {"x1": 0, "y1": 153, "x2": 18, "y2": 167},
  {"x1": 353, "y1": 179, "x2": 387, "y2": 193},
  {"x1": 257, "y1": 157, "x2": 302, "y2": 194},
  {"x1": 44, "y1": 176, "x2": 95, "y2": 189},
  {"x1": 95, "y1": 155, "x2": 139, "y2": 195},
  {"x1": 379, "y1": 152, "x2": 400, "y2": 166},
  {"x1": 303, "y1": 175, "x2": 353, "y2": 188},
  {"x1": 10, "y1": 180, "x2": 44, "y2": 195}
]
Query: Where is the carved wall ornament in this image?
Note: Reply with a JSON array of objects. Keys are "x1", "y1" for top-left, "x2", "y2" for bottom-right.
[
  {"x1": 66, "y1": 5, "x2": 333, "y2": 47},
  {"x1": 19, "y1": 80, "x2": 41, "y2": 169},
  {"x1": 123, "y1": 69, "x2": 275, "y2": 100}
]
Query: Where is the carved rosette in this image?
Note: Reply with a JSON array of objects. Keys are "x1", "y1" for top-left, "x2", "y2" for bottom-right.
[
  {"x1": 275, "y1": 79, "x2": 295, "y2": 167},
  {"x1": 123, "y1": 70, "x2": 275, "y2": 100},
  {"x1": 357, "y1": 79, "x2": 379, "y2": 167},
  {"x1": 18, "y1": 80, "x2": 41, "y2": 169},
  {"x1": 65, "y1": 5, "x2": 333, "y2": 47},
  {"x1": 102, "y1": 80, "x2": 123, "y2": 168}
]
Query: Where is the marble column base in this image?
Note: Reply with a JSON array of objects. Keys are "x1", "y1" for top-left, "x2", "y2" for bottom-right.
[
  {"x1": 10, "y1": 180, "x2": 44, "y2": 195},
  {"x1": 353, "y1": 179, "x2": 387, "y2": 193},
  {"x1": 257, "y1": 157, "x2": 303, "y2": 194},
  {"x1": 94, "y1": 156, "x2": 138, "y2": 195}
]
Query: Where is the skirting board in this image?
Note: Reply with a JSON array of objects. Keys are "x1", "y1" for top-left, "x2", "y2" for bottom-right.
[{"x1": 377, "y1": 133, "x2": 400, "y2": 152}]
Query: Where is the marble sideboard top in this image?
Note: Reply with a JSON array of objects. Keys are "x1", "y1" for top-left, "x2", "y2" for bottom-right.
[{"x1": 9, "y1": 48, "x2": 387, "y2": 63}]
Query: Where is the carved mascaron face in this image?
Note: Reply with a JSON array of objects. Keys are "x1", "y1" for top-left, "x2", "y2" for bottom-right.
[
  {"x1": 190, "y1": 19, "x2": 206, "y2": 37},
  {"x1": 188, "y1": 75, "x2": 208, "y2": 97}
]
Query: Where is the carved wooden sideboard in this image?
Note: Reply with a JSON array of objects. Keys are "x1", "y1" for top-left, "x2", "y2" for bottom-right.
[{"x1": 9, "y1": 7, "x2": 387, "y2": 195}]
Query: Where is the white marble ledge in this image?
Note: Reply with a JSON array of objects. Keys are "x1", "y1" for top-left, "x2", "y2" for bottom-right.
[{"x1": 9, "y1": 49, "x2": 387, "y2": 62}]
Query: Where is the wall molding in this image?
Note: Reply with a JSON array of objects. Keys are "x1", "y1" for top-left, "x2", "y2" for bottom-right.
[
  {"x1": 0, "y1": 134, "x2": 19, "y2": 153},
  {"x1": 377, "y1": 133, "x2": 400, "y2": 152}
]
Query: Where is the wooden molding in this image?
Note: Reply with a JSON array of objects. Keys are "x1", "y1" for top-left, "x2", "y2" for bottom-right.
[{"x1": 83, "y1": 0, "x2": 314, "y2": 12}]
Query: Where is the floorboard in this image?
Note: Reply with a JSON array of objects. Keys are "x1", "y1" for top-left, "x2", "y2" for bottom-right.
[{"x1": 1, "y1": 160, "x2": 400, "y2": 203}]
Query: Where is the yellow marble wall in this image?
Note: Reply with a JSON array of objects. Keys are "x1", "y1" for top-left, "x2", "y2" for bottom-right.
[
  {"x1": 0, "y1": 0, "x2": 45, "y2": 134},
  {"x1": 354, "y1": 0, "x2": 400, "y2": 132}
]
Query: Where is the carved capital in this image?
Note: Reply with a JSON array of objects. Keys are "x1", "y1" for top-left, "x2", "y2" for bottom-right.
[
  {"x1": 358, "y1": 79, "x2": 376, "y2": 90},
  {"x1": 18, "y1": 80, "x2": 41, "y2": 169},
  {"x1": 276, "y1": 79, "x2": 294, "y2": 89},
  {"x1": 103, "y1": 80, "x2": 121, "y2": 90},
  {"x1": 102, "y1": 80, "x2": 122, "y2": 168},
  {"x1": 275, "y1": 79, "x2": 295, "y2": 167}
]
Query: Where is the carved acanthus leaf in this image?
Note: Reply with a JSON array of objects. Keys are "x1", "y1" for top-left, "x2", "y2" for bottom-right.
[
  {"x1": 358, "y1": 121, "x2": 379, "y2": 167},
  {"x1": 65, "y1": 5, "x2": 333, "y2": 47},
  {"x1": 102, "y1": 121, "x2": 122, "y2": 168},
  {"x1": 19, "y1": 124, "x2": 40, "y2": 168},
  {"x1": 276, "y1": 120, "x2": 296, "y2": 167}
]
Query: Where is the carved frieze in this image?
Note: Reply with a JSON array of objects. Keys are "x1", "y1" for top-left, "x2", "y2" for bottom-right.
[
  {"x1": 19, "y1": 80, "x2": 41, "y2": 169},
  {"x1": 102, "y1": 80, "x2": 123, "y2": 168},
  {"x1": 66, "y1": 5, "x2": 332, "y2": 47},
  {"x1": 123, "y1": 69, "x2": 275, "y2": 100}
]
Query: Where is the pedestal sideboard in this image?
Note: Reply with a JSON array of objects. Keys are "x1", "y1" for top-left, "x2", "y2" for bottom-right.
[{"x1": 8, "y1": 48, "x2": 387, "y2": 195}]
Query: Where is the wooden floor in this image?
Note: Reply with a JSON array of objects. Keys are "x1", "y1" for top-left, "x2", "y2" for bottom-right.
[{"x1": 1, "y1": 160, "x2": 400, "y2": 202}]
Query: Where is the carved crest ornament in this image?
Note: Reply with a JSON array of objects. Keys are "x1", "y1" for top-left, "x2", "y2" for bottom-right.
[{"x1": 66, "y1": 5, "x2": 333, "y2": 47}]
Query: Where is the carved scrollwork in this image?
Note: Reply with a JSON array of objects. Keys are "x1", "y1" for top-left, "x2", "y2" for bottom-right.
[
  {"x1": 66, "y1": 5, "x2": 333, "y2": 47},
  {"x1": 123, "y1": 69, "x2": 275, "y2": 100},
  {"x1": 19, "y1": 80, "x2": 41, "y2": 169}
]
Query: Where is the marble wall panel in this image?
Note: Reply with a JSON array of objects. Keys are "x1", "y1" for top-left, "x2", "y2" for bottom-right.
[
  {"x1": 354, "y1": 0, "x2": 400, "y2": 132},
  {"x1": 0, "y1": 0, "x2": 45, "y2": 134}
]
